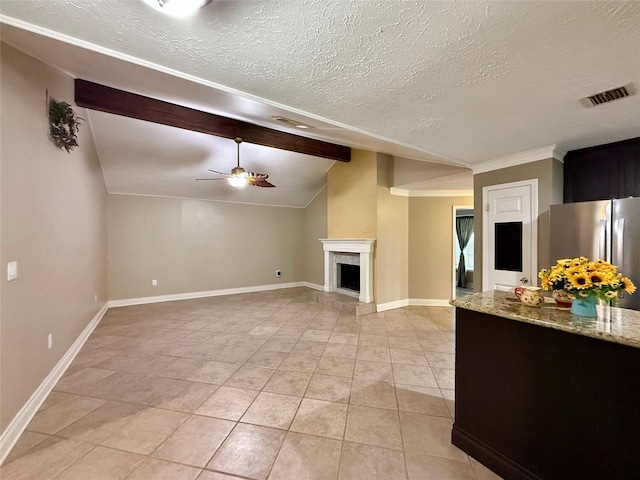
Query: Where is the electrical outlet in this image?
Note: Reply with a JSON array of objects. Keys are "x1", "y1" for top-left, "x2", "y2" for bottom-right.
[
  {"x1": 48, "y1": 333, "x2": 53, "y2": 350},
  {"x1": 275, "y1": 270, "x2": 282, "y2": 278},
  {"x1": 152, "y1": 279, "x2": 158, "y2": 286}
]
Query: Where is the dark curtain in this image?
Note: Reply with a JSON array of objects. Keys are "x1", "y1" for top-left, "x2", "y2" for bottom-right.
[{"x1": 456, "y1": 216, "x2": 474, "y2": 287}]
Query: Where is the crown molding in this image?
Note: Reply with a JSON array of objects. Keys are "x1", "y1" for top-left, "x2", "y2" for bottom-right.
[
  {"x1": 389, "y1": 188, "x2": 474, "y2": 198},
  {"x1": 472, "y1": 145, "x2": 567, "y2": 175}
]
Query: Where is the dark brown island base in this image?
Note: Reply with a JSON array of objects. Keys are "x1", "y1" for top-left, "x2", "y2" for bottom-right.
[{"x1": 450, "y1": 291, "x2": 640, "y2": 480}]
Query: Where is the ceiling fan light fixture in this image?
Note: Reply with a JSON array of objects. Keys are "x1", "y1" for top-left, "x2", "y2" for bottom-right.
[
  {"x1": 141, "y1": 0, "x2": 212, "y2": 17},
  {"x1": 227, "y1": 175, "x2": 248, "y2": 189}
]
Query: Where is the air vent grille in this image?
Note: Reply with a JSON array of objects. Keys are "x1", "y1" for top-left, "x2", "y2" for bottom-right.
[
  {"x1": 586, "y1": 86, "x2": 629, "y2": 106},
  {"x1": 272, "y1": 116, "x2": 314, "y2": 129}
]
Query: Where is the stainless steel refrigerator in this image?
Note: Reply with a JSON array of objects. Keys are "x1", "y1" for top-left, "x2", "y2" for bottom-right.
[{"x1": 549, "y1": 197, "x2": 640, "y2": 311}]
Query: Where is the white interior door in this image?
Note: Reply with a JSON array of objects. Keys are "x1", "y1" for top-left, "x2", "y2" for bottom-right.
[{"x1": 483, "y1": 180, "x2": 537, "y2": 291}]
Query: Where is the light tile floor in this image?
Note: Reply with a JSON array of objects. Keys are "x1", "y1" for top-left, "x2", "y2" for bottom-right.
[{"x1": 1, "y1": 287, "x2": 502, "y2": 480}]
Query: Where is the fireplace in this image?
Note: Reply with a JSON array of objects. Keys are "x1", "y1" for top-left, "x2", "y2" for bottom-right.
[
  {"x1": 338, "y1": 263, "x2": 360, "y2": 292},
  {"x1": 319, "y1": 239, "x2": 375, "y2": 303}
]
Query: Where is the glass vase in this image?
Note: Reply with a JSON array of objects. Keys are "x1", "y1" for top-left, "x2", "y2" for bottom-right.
[{"x1": 570, "y1": 295, "x2": 597, "y2": 317}]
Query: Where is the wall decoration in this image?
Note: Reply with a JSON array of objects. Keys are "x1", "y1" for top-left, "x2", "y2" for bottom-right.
[{"x1": 49, "y1": 98, "x2": 83, "y2": 153}]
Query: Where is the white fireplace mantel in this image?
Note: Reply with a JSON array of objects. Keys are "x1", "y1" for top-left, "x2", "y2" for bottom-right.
[{"x1": 319, "y1": 238, "x2": 376, "y2": 303}]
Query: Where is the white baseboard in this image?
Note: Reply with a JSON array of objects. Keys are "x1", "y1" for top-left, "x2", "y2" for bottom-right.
[
  {"x1": 302, "y1": 281, "x2": 324, "y2": 291},
  {"x1": 376, "y1": 299, "x2": 410, "y2": 312},
  {"x1": 0, "y1": 304, "x2": 108, "y2": 465},
  {"x1": 107, "y1": 282, "x2": 306, "y2": 308},
  {"x1": 377, "y1": 298, "x2": 453, "y2": 312},
  {"x1": 408, "y1": 298, "x2": 454, "y2": 307}
]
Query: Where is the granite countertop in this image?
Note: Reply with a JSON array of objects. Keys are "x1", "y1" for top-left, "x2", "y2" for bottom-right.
[{"x1": 450, "y1": 290, "x2": 640, "y2": 349}]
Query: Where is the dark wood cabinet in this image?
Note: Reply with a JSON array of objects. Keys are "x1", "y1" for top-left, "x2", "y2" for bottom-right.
[
  {"x1": 453, "y1": 307, "x2": 640, "y2": 480},
  {"x1": 564, "y1": 136, "x2": 640, "y2": 203}
]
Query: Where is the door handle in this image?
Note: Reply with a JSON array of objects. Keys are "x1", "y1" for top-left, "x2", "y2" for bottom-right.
[
  {"x1": 614, "y1": 219, "x2": 624, "y2": 267},
  {"x1": 599, "y1": 219, "x2": 608, "y2": 260}
]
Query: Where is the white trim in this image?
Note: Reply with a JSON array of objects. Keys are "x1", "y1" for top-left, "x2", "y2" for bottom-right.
[
  {"x1": 0, "y1": 304, "x2": 108, "y2": 465},
  {"x1": 376, "y1": 299, "x2": 410, "y2": 312},
  {"x1": 472, "y1": 145, "x2": 567, "y2": 175},
  {"x1": 303, "y1": 185, "x2": 328, "y2": 209},
  {"x1": 303, "y1": 281, "x2": 324, "y2": 291},
  {"x1": 376, "y1": 298, "x2": 453, "y2": 312},
  {"x1": 319, "y1": 239, "x2": 376, "y2": 303},
  {"x1": 408, "y1": 299, "x2": 454, "y2": 307},
  {"x1": 482, "y1": 179, "x2": 538, "y2": 291},
  {"x1": 390, "y1": 188, "x2": 474, "y2": 198},
  {"x1": 319, "y1": 239, "x2": 375, "y2": 254},
  {"x1": 107, "y1": 282, "x2": 305, "y2": 308}
]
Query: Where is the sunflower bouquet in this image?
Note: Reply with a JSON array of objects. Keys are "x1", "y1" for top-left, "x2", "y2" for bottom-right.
[{"x1": 538, "y1": 257, "x2": 636, "y2": 303}]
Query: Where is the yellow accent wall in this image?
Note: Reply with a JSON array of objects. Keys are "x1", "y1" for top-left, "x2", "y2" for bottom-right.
[
  {"x1": 327, "y1": 149, "x2": 377, "y2": 238},
  {"x1": 376, "y1": 187, "x2": 409, "y2": 304},
  {"x1": 409, "y1": 196, "x2": 474, "y2": 300}
]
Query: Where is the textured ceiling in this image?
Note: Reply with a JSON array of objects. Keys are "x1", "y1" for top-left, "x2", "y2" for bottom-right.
[{"x1": 1, "y1": 1, "x2": 639, "y2": 205}]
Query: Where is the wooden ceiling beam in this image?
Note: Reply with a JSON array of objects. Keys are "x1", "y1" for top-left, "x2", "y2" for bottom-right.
[{"x1": 74, "y1": 79, "x2": 351, "y2": 162}]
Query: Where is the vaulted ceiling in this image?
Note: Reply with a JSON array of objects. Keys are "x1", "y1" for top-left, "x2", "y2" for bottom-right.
[{"x1": 1, "y1": 1, "x2": 638, "y2": 206}]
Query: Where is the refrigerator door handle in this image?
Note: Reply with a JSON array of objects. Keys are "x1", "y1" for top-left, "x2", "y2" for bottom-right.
[
  {"x1": 613, "y1": 218, "x2": 625, "y2": 267},
  {"x1": 600, "y1": 219, "x2": 609, "y2": 261}
]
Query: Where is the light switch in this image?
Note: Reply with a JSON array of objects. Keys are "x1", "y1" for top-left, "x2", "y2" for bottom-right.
[{"x1": 7, "y1": 261, "x2": 17, "y2": 281}]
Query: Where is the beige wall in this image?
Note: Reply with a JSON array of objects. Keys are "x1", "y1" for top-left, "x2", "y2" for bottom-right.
[
  {"x1": 409, "y1": 196, "x2": 474, "y2": 300},
  {"x1": 473, "y1": 158, "x2": 563, "y2": 291},
  {"x1": 0, "y1": 44, "x2": 108, "y2": 432},
  {"x1": 107, "y1": 194, "x2": 305, "y2": 300},
  {"x1": 303, "y1": 187, "x2": 327, "y2": 287},
  {"x1": 327, "y1": 150, "x2": 377, "y2": 238},
  {"x1": 376, "y1": 187, "x2": 409, "y2": 304}
]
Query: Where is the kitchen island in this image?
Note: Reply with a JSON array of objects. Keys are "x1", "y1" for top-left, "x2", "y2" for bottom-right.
[{"x1": 450, "y1": 291, "x2": 640, "y2": 480}]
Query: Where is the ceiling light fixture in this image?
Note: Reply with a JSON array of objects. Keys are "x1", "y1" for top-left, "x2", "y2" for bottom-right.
[
  {"x1": 227, "y1": 174, "x2": 248, "y2": 189},
  {"x1": 141, "y1": 0, "x2": 212, "y2": 17},
  {"x1": 227, "y1": 139, "x2": 249, "y2": 189}
]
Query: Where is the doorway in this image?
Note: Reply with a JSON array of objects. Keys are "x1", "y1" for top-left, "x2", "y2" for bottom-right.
[
  {"x1": 482, "y1": 179, "x2": 538, "y2": 291},
  {"x1": 453, "y1": 205, "x2": 474, "y2": 298}
]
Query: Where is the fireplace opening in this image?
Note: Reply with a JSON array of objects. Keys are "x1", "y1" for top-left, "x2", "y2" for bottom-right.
[{"x1": 338, "y1": 263, "x2": 360, "y2": 292}]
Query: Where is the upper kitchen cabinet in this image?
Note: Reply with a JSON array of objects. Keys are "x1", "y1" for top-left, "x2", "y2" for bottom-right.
[{"x1": 564, "y1": 137, "x2": 640, "y2": 203}]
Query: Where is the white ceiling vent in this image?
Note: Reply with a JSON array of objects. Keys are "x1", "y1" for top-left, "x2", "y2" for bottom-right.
[{"x1": 582, "y1": 84, "x2": 633, "y2": 107}]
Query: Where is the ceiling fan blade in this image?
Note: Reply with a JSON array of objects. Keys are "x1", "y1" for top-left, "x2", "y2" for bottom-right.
[
  {"x1": 195, "y1": 177, "x2": 227, "y2": 181},
  {"x1": 248, "y1": 178, "x2": 276, "y2": 188},
  {"x1": 208, "y1": 169, "x2": 230, "y2": 176},
  {"x1": 247, "y1": 172, "x2": 269, "y2": 179}
]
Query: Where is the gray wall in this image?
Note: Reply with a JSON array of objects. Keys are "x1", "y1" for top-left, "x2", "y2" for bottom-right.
[
  {"x1": 473, "y1": 158, "x2": 564, "y2": 291},
  {"x1": 1, "y1": 44, "x2": 108, "y2": 432},
  {"x1": 107, "y1": 194, "x2": 306, "y2": 300},
  {"x1": 303, "y1": 187, "x2": 327, "y2": 287}
]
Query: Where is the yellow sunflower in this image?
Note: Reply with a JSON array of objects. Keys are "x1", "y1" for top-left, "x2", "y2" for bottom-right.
[
  {"x1": 588, "y1": 270, "x2": 612, "y2": 286},
  {"x1": 605, "y1": 291, "x2": 618, "y2": 299},
  {"x1": 569, "y1": 258, "x2": 584, "y2": 268},
  {"x1": 569, "y1": 272, "x2": 591, "y2": 290},
  {"x1": 540, "y1": 277, "x2": 550, "y2": 290},
  {"x1": 622, "y1": 277, "x2": 637, "y2": 295}
]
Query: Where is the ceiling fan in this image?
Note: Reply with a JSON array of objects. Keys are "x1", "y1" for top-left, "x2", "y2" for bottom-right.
[{"x1": 196, "y1": 137, "x2": 275, "y2": 189}]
